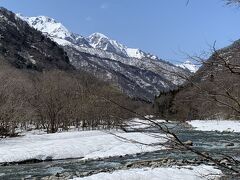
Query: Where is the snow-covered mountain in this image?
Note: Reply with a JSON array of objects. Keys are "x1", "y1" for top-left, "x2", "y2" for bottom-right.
[
  {"x1": 177, "y1": 60, "x2": 198, "y2": 73},
  {"x1": 17, "y1": 14, "x2": 158, "y2": 60},
  {"x1": 87, "y1": 32, "x2": 158, "y2": 60},
  {"x1": 17, "y1": 14, "x2": 91, "y2": 48},
  {"x1": 17, "y1": 14, "x2": 191, "y2": 101}
]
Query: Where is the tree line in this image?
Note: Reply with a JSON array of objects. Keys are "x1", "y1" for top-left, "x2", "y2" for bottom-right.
[{"x1": 0, "y1": 60, "x2": 151, "y2": 137}]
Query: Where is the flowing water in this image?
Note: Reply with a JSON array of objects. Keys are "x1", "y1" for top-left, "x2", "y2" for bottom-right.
[{"x1": 0, "y1": 123, "x2": 239, "y2": 179}]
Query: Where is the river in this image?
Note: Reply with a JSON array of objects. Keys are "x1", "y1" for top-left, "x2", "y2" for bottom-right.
[{"x1": 0, "y1": 123, "x2": 239, "y2": 179}]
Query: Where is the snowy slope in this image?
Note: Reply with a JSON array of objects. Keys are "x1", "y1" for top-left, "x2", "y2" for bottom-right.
[
  {"x1": 177, "y1": 60, "x2": 198, "y2": 73},
  {"x1": 17, "y1": 14, "x2": 91, "y2": 48},
  {"x1": 87, "y1": 32, "x2": 128, "y2": 57},
  {"x1": 20, "y1": 15, "x2": 71, "y2": 39},
  {"x1": 87, "y1": 32, "x2": 158, "y2": 59}
]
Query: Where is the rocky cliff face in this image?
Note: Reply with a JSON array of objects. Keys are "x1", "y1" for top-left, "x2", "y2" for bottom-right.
[{"x1": 0, "y1": 8, "x2": 73, "y2": 71}]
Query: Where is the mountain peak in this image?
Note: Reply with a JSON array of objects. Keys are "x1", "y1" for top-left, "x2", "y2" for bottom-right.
[
  {"x1": 17, "y1": 14, "x2": 57, "y2": 24},
  {"x1": 18, "y1": 13, "x2": 163, "y2": 60},
  {"x1": 17, "y1": 14, "x2": 91, "y2": 48},
  {"x1": 89, "y1": 32, "x2": 109, "y2": 39},
  {"x1": 177, "y1": 60, "x2": 198, "y2": 73},
  {"x1": 17, "y1": 14, "x2": 70, "y2": 39}
]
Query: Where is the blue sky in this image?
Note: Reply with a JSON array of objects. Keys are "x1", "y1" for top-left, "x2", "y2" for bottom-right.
[{"x1": 1, "y1": 0, "x2": 240, "y2": 63}]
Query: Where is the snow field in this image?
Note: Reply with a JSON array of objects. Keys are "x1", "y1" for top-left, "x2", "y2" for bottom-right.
[
  {"x1": 0, "y1": 130, "x2": 167, "y2": 163},
  {"x1": 188, "y1": 120, "x2": 240, "y2": 132}
]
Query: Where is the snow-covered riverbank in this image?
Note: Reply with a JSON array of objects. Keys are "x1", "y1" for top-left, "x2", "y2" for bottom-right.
[
  {"x1": 73, "y1": 165, "x2": 222, "y2": 180},
  {"x1": 0, "y1": 130, "x2": 167, "y2": 163},
  {"x1": 1, "y1": 119, "x2": 240, "y2": 164},
  {"x1": 2, "y1": 119, "x2": 238, "y2": 179},
  {"x1": 187, "y1": 120, "x2": 240, "y2": 132}
]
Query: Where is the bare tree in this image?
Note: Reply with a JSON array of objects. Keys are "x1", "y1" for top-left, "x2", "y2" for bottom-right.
[{"x1": 0, "y1": 62, "x2": 32, "y2": 137}]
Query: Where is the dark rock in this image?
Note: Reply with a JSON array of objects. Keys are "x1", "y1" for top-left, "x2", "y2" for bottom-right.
[{"x1": 225, "y1": 142, "x2": 234, "y2": 147}]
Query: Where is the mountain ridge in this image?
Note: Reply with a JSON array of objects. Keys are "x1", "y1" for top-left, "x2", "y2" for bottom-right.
[
  {"x1": 16, "y1": 13, "x2": 191, "y2": 101},
  {"x1": 17, "y1": 14, "x2": 162, "y2": 60}
]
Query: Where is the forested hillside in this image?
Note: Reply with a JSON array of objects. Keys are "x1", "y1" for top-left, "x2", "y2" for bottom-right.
[{"x1": 154, "y1": 40, "x2": 240, "y2": 120}]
